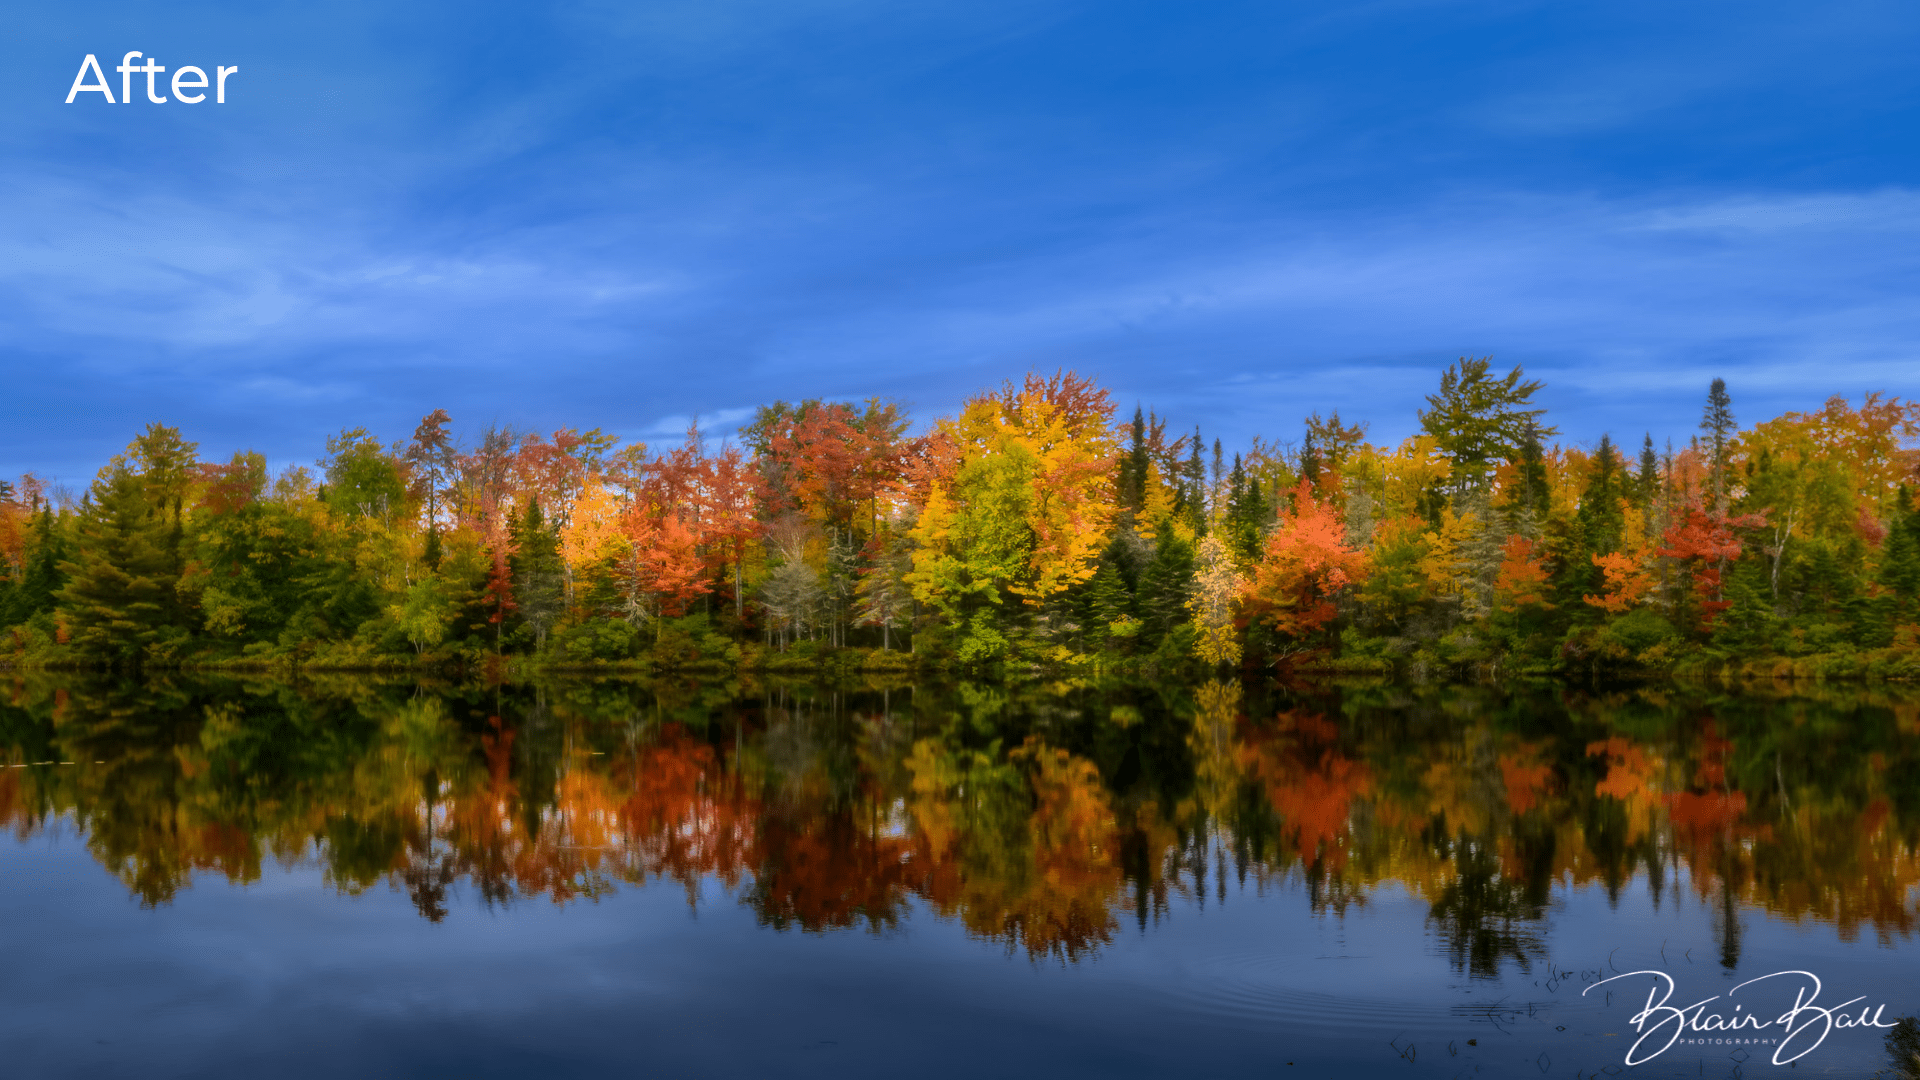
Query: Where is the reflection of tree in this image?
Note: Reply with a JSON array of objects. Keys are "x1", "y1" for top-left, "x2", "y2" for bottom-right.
[
  {"x1": 1237, "y1": 709, "x2": 1371, "y2": 879},
  {"x1": 402, "y1": 847, "x2": 458, "y2": 922},
  {"x1": 904, "y1": 735, "x2": 1124, "y2": 960},
  {"x1": 2, "y1": 674, "x2": 1919, "y2": 977},
  {"x1": 1422, "y1": 816, "x2": 1549, "y2": 978},
  {"x1": 748, "y1": 809, "x2": 913, "y2": 931}
]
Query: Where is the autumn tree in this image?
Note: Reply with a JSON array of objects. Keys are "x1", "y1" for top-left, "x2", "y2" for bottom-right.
[
  {"x1": 404, "y1": 409, "x2": 458, "y2": 558},
  {"x1": 1241, "y1": 478, "x2": 1370, "y2": 645},
  {"x1": 907, "y1": 372, "x2": 1118, "y2": 661},
  {"x1": 1188, "y1": 535, "x2": 1241, "y2": 666}
]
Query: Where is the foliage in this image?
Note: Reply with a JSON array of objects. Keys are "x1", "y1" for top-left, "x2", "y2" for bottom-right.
[
  {"x1": 4, "y1": 368, "x2": 1919, "y2": 675},
  {"x1": 1241, "y1": 479, "x2": 1369, "y2": 642}
]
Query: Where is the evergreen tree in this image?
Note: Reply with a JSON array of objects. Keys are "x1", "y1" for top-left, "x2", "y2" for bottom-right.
[
  {"x1": 1512, "y1": 423, "x2": 1551, "y2": 529},
  {"x1": 422, "y1": 526, "x2": 444, "y2": 573},
  {"x1": 1179, "y1": 427, "x2": 1207, "y2": 536},
  {"x1": 127, "y1": 423, "x2": 199, "y2": 596},
  {"x1": 1557, "y1": 435, "x2": 1626, "y2": 615},
  {"x1": 1116, "y1": 407, "x2": 1149, "y2": 518},
  {"x1": 1080, "y1": 562, "x2": 1132, "y2": 648},
  {"x1": 58, "y1": 467, "x2": 178, "y2": 663},
  {"x1": 1636, "y1": 434, "x2": 1659, "y2": 509},
  {"x1": 1136, "y1": 528, "x2": 1195, "y2": 646},
  {"x1": 1871, "y1": 485, "x2": 1920, "y2": 644},
  {"x1": 1224, "y1": 453, "x2": 1270, "y2": 562},
  {"x1": 1418, "y1": 357, "x2": 1556, "y2": 496},
  {"x1": 1711, "y1": 554, "x2": 1776, "y2": 654},
  {"x1": 1701, "y1": 378, "x2": 1736, "y2": 513},
  {"x1": 1577, "y1": 436, "x2": 1626, "y2": 554},
  {"x1": 1210, "y1": 438, "x2": 1226, "y2": 520},
  {"x1": 0, "y1": 509, "x2": 67, "y2": 629},
  {"x1": 509, "y1": 499, "x2": 565, "y2": 650}
]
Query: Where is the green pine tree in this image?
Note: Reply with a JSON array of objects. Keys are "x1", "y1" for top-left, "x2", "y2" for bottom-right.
[
  {"x1": 1418, "y1": 357, "x2": 1557, "y2": 497},
  {"x1": 1556, "y1": 435, "x2": 1626, "y2": 617},
  {"x1": 509, "y1": 498, "x2": 566, "y2": 651},
  {"x1": 57, "y1": 467, "x2": 179, "y2": 663},
  {"x1": 1080, "y1": 562, "x2": 1132, "y2": 649},
  {"x1": 1179, "y1": 427, "x2": 1207, "y2": 536},
  {"x1": 1701, "y1": 378, "x2": 1736, "y2": 513},
  {"x1": 1512, "y1": 423, "x2": 1551, "y2": 529},
  {"x1": 1636, "y1": 435, "x2": 1659, "y2": 509},
  {"x1": 1136, "y1": 527, "x2": 1195, "y2": 647},
  {"x1": 1117, "y1": 407, "x2": 1149, "y2": 519},
  {"x1": 0, "y1": 509, "x2": 68, "y2": 630}
]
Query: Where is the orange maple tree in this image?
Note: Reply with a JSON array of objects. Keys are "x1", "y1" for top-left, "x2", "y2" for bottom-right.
[
  {"x1": 1584, "y1": 550, "x2": 1653, "y2": 613},
  {"x1": 1493, "y1": 535, "x2": 1554, "y2": 612},
  {"x1": 1240, "y1": 477, "x2": 1370, "y2": 639}
]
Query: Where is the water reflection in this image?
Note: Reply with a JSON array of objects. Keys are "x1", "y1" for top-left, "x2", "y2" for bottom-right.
[{"x1": 2, "y1": 674, "x2": 1916, "y2": 973}]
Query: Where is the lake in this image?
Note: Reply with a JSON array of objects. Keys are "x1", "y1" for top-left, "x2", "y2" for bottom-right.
[{"x1": 1, "y1": 673, "x2": 1915, "y2": 1078}]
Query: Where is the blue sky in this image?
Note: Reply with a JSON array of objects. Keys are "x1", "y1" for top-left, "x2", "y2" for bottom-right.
[{"x1": 5, "y1": 0, "x2": 1919, "y2": 485}]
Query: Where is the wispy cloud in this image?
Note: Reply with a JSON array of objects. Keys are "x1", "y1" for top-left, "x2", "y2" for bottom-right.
[{"x1": 3, "y1": 0, "x2": 1917, "y2": 479}]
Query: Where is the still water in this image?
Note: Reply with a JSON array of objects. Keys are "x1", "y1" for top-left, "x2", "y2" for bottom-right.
[{"x1": 1, "y1": 674, "x2": 1915, "y2": 1079}]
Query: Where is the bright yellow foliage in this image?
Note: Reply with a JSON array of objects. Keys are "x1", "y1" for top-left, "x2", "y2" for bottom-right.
[{"x1": 918, "y1": 374, "x2": 1118, "y2": 605}]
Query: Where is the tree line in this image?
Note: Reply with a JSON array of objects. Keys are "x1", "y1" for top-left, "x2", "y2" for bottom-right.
[{"x1": 2, "y1": 362, "x2": 1918, "y2": 673}]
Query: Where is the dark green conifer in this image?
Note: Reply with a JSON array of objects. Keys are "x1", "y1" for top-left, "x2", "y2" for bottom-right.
[
  {"x1": 1513, "y1": 423, "x2": 1551, "y2": 527},
  {"x1": 509, "y1": 498, "x2": 566, "y2": 650},
  {"x1": 1179, "y1": 427, "x2": 1207, "y2": 536},
  {"x1": 57, "y1": 467, "x2": 177, "y2": 663},
  {"x1": 6, "y1": 509, "x2": 70, "y2": 629},
  {"x1": 1116, "y1": 407, "x2": 1149, "y2": 519},
  {"x1": 1081, "y1": 563, "x2": 1132, "y2": 647},
  {"x1": 1136, "y1": 527, "x2": 1195, "y2": 646},
  {"x1": 1701, "y1": 378, "x2": 1735, "y2": 512},
  {"x1": 1636, "y1": 434, "x2": 1659, "y2": 508},
  {"x1": 1556, "y1": 435, "x2": 1626, "y2": 615}
]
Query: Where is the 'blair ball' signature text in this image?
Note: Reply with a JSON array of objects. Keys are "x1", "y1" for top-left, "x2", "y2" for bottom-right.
[{"x1": 1584, "y1": 969, "x2": 1897, "y2": 1067}]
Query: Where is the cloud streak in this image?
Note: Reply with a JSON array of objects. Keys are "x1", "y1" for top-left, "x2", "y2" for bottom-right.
[{"x1": 2, "y1": 0, "x2": 1917, "y2": 481}]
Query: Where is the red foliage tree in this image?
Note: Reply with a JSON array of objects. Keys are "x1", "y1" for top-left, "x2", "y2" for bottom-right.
[
  {"x1": 1240, "y1": 478, "x2": 1370, "y2": 642},
  {"x1": 1658, "y1": 504, "x2": 1766, "y2": 629}
]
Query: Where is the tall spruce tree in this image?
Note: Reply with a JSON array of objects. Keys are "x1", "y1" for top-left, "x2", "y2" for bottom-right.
[
  {"x1": 509, "y1": 498, "x2": 566, "y2": 650},
  {"x1": 1701, "y1": 378, "x2": 1736, "y2": 513},
  {"x1": 1508, "y1": 422, "x2": 1551, "y2": 532},
  {"x1": 1873, "y1": 485, "x2": 1920, "y2": 642},
  {"x1": 0, "y1": 508, "x2": 69, "y2": 630},
  {"x1": 1180, "y1": 426, "x2": 1207, "y2": 535},
  {"x1": 1557, "y1": 435, "x2": 1626, "y2": 615},
  {"x1": 58, "y1": 466, "x2": 178, "y2": 663},
  {"x1": 1636, "y1": 435, "x2": 1660, "y2": 509},
  {"x1": 1137, "y1": 529, "x2": 1195, "y2": 647},
  {"x1": 1116, "y1": 406, "x2": 1150, "y2": 520}
]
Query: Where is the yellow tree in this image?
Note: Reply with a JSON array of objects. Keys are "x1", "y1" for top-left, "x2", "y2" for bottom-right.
[
  {"x1": 1188, "y1": 535, "x2": 1241, "y2": 665},
  {"x1": 907, "y1": 372, "x2": 1118, "y2": 659}
]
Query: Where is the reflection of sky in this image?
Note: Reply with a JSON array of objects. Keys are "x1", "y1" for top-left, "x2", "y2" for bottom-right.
[
  {"x1": 5, "y1": 1, "x2": 1920, "y2": 483},
  {"x1": 1, "y1": 834, "x2": 1904, "y2": 1078}
]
